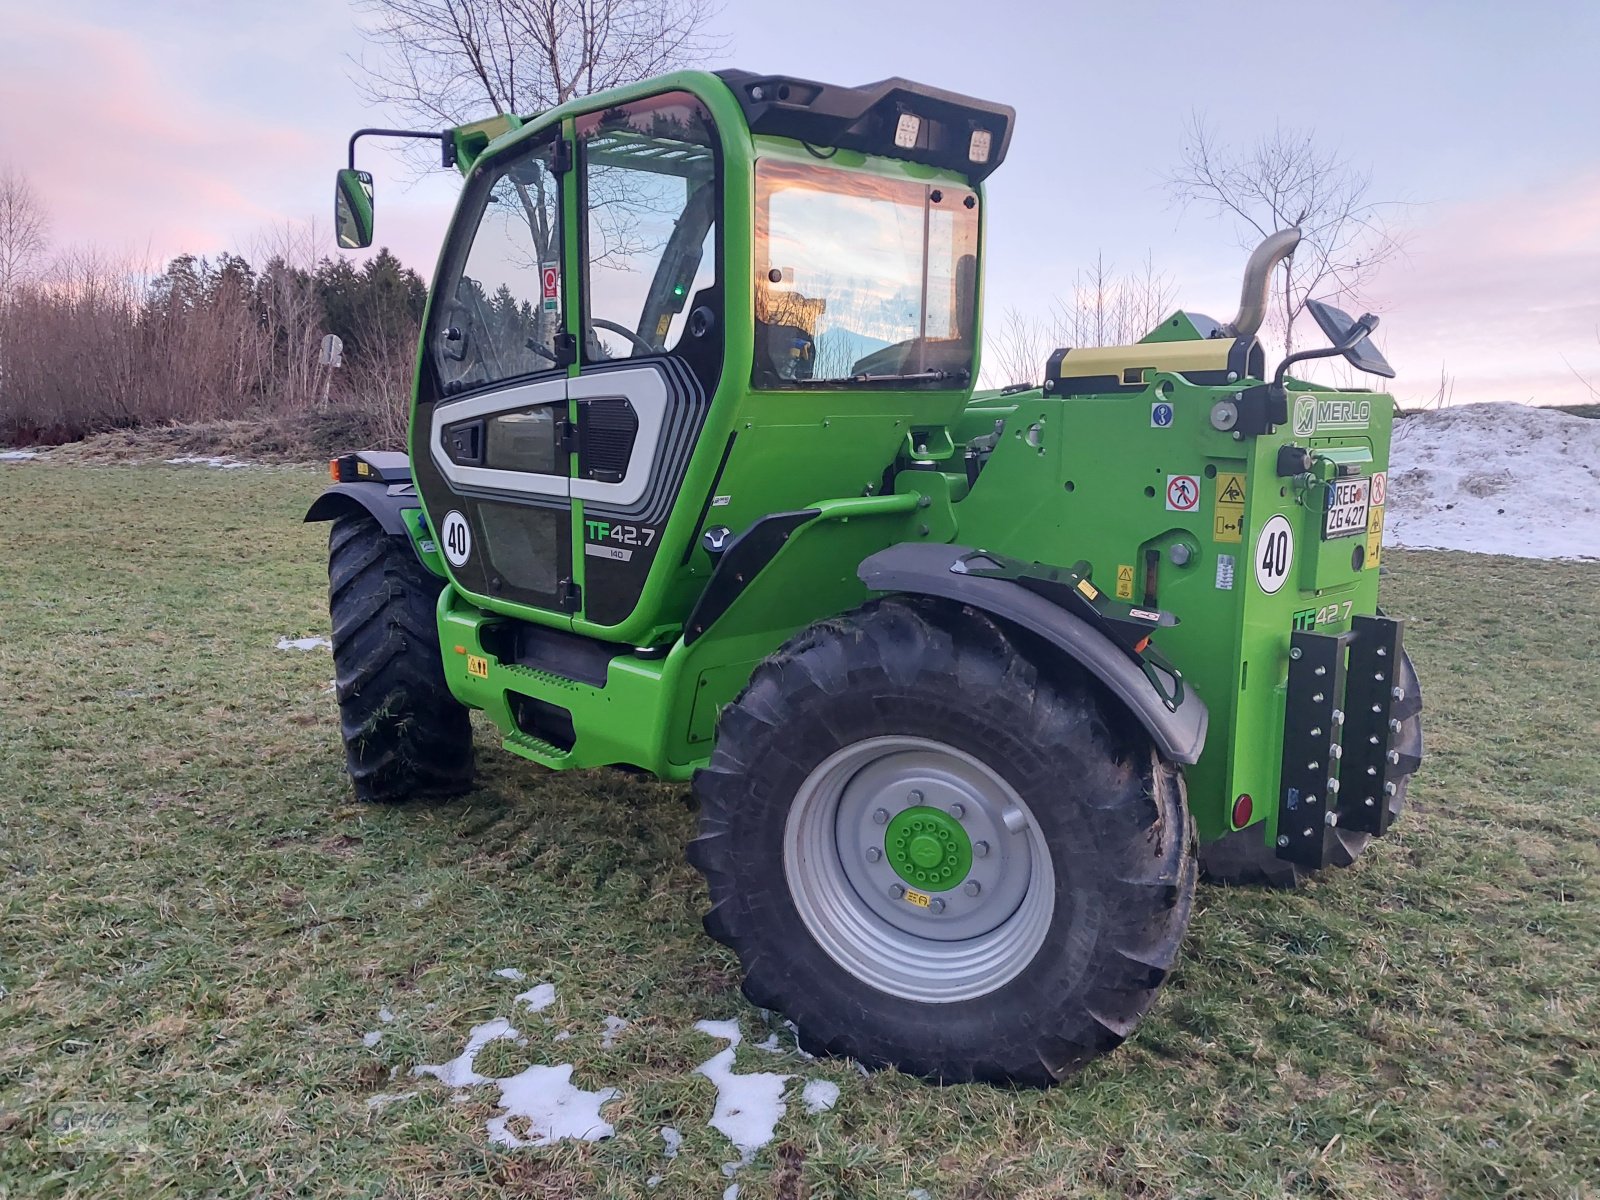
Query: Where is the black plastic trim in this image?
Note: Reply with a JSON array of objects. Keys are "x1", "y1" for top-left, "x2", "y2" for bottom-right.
[{"x1": 683, "y1": 509, "x2": 820, "y2": 644}]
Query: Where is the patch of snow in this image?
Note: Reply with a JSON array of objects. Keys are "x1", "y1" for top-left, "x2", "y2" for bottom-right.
[
  {"x1": 362, "y1": 1031, "x2": 382, "y2": 1048},
  {"x1": 0, "y1": 450, "x2": 40, "y2": 460},
  {"x1": 165, "y1": 455, "x2": 253, "y2": 469},
  {"x1": 276, "y1": 636, "x2": 331, "y2": 651},
  {"x1": 801, "y1": 1079, "x2": 839, "y2": 1114},
  {"x1": 553, "y1": 1031, "x2": 571, "y2": 1042},
  {"x1": 782, "y1": 1020, "x2": 816, "y2": 1060},
  {"x1": 661, "y1": 1126, "x2": 682, "y2": 1158},
  {"x1": 514, "y1": 982, "x2": 556, "y2": 1013},
  {"x1": 647, "y1": 1176, "x2": 661, "y2": 1189},
  {"x1": 723, "y1": 1186, "x2": 739, "y2": 1200},
  {"x1": 752, "y1": 1032, "x2": 782, "y2": 1054},
  {"x1": 1386, "y1": 404, "x2": 1600, "y2": 560},
  {"x1": 411, "y1": 1018, "x2": 522, "y2": 1088},
  {"x1": 366, "y1": 1091, "x2": 418, "y2": 1111},
  {"x1": 908, "y1": 1189, "x2": 933, "y2": 1200},
  {"x1": 693, "y1": 1019, "x2": 791, "y2": 1174},
  {"x1": 601, "y1": 1016, "x2": 628, "y2": 1048},
  {"x1": 378, "y1": 1006, "x2": 395, "y2": 1024},
  {"x1": 493, "y1": 967, "x2": 525, "y2": 981},
  {"x1": 485, "y1": 1064, "x2": 620, "y2": 1148}
]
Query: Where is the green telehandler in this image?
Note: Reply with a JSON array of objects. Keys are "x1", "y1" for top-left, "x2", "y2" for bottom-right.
[{"x1": 308, "y1": 70, "x2": 1422, "y2": 1086}]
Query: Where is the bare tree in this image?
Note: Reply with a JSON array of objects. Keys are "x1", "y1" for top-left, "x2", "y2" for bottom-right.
[
  {"x1": 1166, "y1": 116, "x2": 1405, "y2": 354},
  {"x1": 984, "y1": 254, "x2": 1178, "y2": 389},
  {"x1": 353, "y1": 0, "x2": 724, "y2": 124},
  {"x1": 0, "y1": 164, "x2": 50, "y2": 298}
]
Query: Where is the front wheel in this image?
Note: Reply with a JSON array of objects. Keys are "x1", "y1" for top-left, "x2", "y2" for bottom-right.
[{"x1": 688, "y1": 598, "x2": 1195, "y2": 1087}]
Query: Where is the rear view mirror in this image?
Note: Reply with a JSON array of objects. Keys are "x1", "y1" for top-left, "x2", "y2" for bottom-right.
[
  {"x1": 335, "y1": 169, "x2": 374, "y2": 250},
  {"x1": 1306, "y1": 298, "x2": 1395, "y2": 379}
]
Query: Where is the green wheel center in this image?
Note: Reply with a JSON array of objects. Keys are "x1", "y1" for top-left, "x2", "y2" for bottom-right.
[{"x1": 884, "y1": 806, "x2": 972, "y2": 892}]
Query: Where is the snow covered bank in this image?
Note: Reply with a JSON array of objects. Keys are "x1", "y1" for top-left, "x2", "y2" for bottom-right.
[{"x1": 1386, "y1": 404, "x2": 1599, "y2": 560}]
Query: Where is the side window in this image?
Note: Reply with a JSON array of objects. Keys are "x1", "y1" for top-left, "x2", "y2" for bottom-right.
[
  {"x1": 578, "y1": 94, "x2": 718, "y2": 364},
  {"x1": 433, "y1": 135, "x2": 564, "y2": 395}
]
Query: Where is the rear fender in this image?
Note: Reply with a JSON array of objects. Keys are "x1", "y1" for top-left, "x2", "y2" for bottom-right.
[{"x1": 858, "y1": 542, "x2": 1208, "y2": 765}]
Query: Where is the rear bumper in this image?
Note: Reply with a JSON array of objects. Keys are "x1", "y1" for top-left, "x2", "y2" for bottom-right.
[{"x1": 1277, "y1": 614, "x2": 1409, "y2": 869}]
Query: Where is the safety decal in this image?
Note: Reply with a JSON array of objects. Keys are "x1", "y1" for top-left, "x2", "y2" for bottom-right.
[
  {"x1": 1214, "y1": 471, "x2": 1246, "y2": 543},
  {"x1": 1166, "y1": 474, "x2": 1200, "y2": 512},
  {"x1": 440, "y1": 510, "x2": 472, "y2": 567},
  {"x1": 540, "y1": 262, "x2": 559, "y2": 313},
  {"x1": 902, "y1": 888, "x2": 931, "y2": 909},
  {"x1": 1215, "y1": 553, "x2": 1235, "y2": 590},
  {"x1": 1151, "y1": 401, "x2": 1174, "y2": 428},
  {"x1": 1371, "y1": 471, "x2": 1387, "y2": 507},
  {"x1": 1366, "y1": 505, "x2": 1384, "y2": 570},
  {"x1": 1115, "y1": 563, "x2": 1135, "y2": 600},
  {"x1": 466, "y1": 654, "x2": 489, "y2": 679},
  {"x1": 1254, "y1": 514, "x2": 1294, "y2": 594}
]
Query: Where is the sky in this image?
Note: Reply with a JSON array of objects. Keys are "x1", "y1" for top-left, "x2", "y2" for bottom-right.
[{"x1": 2, "y1": 0, "x2": 1596, "y2": 406}]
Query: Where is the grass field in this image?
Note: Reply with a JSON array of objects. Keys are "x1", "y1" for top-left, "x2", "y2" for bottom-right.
[{"x1": 2, "y1": 462, "x2": 1597, "y2": 1200}]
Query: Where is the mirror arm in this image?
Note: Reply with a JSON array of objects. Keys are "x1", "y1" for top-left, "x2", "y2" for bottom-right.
[
  {"x1": 1271, "y1": 313, "x2": 1381, "y2": 398},
  {"x1": 347, "y1": 128, "x2": 457, "y2": 171}
]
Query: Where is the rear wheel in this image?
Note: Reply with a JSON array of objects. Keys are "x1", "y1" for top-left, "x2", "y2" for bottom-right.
[
  {"x1": 328, "y1": 513, "x2": 474, "y2": 803},
  {"x1": 1200, "y1": 650, "x2": 1423, "y2": 887},
  {"x1": 689, "y1": 598, "x2": 1195, "y2": 1086}
]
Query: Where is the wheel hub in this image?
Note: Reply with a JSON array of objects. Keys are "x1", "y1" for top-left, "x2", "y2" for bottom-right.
[{"x1": 885, "y1": 806, "x2": 971, "y2": 891}]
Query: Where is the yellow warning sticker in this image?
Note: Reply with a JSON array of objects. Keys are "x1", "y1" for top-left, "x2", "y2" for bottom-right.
[
  {"x1": 1076, "y1": 578, "x2": 1099, "y2": 600},
  {"x1": 1115, "y1": 563, "x2": 1135, "y2": 600},
  {"x1": 1214, "y1": 471, "x2": 1246, "y2": 543},
  {"x1": 1366, "y1": 506, "x2": 1384, "y2": 569},
  {"x1": 903, "y1": 888, "x2": 931, "y2": 908},
  {"x1": 466, "y1": 654, "x2": 489, "y2": 679}
]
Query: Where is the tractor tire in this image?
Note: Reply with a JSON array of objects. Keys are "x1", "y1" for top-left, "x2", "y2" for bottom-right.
[
  {"x1": 327, "y1": 512, "x2": 474, "y2": 804},
  {"x1": 1199, "y1": 650, "x2": 1423, "y2": 888},
  {"x1": 688, "y1": 597, "x2": 1195, "y2": 1087}
]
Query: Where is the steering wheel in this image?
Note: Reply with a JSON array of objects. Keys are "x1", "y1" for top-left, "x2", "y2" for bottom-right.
[{"x1": 592, "y1": 317, "x2": 656, "y2": 356}]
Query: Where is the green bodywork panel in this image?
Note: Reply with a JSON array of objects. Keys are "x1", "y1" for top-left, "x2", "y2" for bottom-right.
[{"x1": 381, "y1": 69, "x2": 1399, "y2": 855}]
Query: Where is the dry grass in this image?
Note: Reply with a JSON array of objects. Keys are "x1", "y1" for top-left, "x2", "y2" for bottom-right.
[{"x1": 1, "y1": 460, "x2": 1596, "y2": 1199}]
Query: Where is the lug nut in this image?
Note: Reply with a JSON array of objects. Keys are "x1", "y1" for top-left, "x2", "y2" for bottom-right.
[
  {"x1": 973, "y1": 841, "x2": 990, "y2": 858},
  {"x1": 963, "y1": 880, "x2": 981, "y2": 897},
  {"x1": 1325, "y1": 811, "x2": 1339, "y2": 827},
  {"x1": 928, "y1": 898, "x2": 946, "y2": 914},
  {"x1": 866, "y1": 847, "x2": 882, "y2": 863},
  {"x1": 1392, "y1": 687, "x2": 1406, "y2": 702},
  {"x1": 907, "y1": 790, "x2": 924, "y2": 804},
  {"x1": 1387, "y1": 750, "x2": 1401, "y2": 766},
  {"x1": 1384, "y1": 781, "x2": 1398, "y2": 797},
  {"x1": 1332, "y1": 709, "x2": 1345, "y2": 725},
  {"x1": 1277, "y1": 835, "x2": 1290, "y2": 847},
  {"x1": 873, "y1": 808, "x2": 889, "y2": 825},
  {"x1": 949, "y1": 803, "x2": 966, "y2": 819},
  {"x1": 890, "y1": 884, "x2": 905, "y2": 899}
]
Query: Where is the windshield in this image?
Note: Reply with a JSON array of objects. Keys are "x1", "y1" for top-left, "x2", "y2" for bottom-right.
[{"x1": 753, "y1": 159, "x2": 979, "y2": 387}]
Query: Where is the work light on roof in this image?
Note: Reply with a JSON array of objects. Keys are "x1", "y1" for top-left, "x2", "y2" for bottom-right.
[
  {"x1": 969, "y1": 128, "x2": 992, "y2": 165},
  {"x1": 893, "y1": 112, "x2": 921, "y2": 149}
]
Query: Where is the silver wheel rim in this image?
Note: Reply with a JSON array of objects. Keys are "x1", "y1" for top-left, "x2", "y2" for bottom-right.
[{"x1": 782, "y1": 736, "x2": 1056, "y2": 1004}]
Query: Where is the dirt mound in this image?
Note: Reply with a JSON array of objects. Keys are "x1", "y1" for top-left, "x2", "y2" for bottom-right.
[
  {"x1": 1387, "y1": 404, "x2": 1600, "y2": 559},
  {"x1": 10, "y1": 406, "x2": 399, "y2": 467}
]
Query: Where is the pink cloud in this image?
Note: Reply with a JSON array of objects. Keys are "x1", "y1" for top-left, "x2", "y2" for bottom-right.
[{"x1": 1375, "y1": 171, "x2": 1600, "y2": 406}]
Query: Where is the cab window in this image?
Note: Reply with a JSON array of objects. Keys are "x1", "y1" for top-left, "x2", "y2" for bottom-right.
[{"x1": 577, "y1": 93, "x2": 718, "y2": 364}]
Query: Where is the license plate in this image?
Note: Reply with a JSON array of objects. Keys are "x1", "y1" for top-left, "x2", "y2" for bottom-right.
[{"x1": 1324, "y1": 476, "x2": 1371, "y2": 540}]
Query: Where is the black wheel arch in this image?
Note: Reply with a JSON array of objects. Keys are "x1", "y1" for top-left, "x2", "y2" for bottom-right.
[
  {"x1": 306, "y1": 480, "x2": 426, "y2": 543},
  {"x1": 857, "y1": 541, "x2": 1208, "y2": 765}
]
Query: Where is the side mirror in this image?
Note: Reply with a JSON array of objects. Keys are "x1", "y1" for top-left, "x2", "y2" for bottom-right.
[
  {"x1": 334, "y1": 168, "x2": 374, "y2": 250},
  {"x1": 1306, "y1": 297, "x2": 1395, "y2": 379}
]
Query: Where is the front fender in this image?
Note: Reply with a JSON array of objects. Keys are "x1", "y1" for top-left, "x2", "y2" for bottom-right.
[
  {"x1": 304, "y1": 481, "x2": 418, "y2": 537},
  {"x1": 858, "y1": 541, "x2": 1208, "y2": 765}
]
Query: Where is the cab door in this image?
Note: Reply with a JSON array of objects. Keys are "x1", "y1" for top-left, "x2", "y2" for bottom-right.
[
  {"x1": 567, "y1": 91, "x2": 723, "y2": 630},
  {"x1": 416, "y1": 125, "x2": 579, "y2": 616}
]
